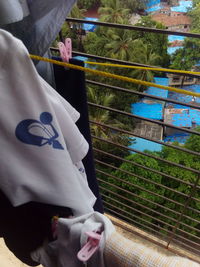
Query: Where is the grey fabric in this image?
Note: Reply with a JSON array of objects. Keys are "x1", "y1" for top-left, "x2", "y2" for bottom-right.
[
  {"x1": 3, "y1": 0, "x2": 76, "y2": 56},
  {"x1": 31, "y1": 212, "x2": 115, "y2": 267},
  {"x1": 2, "y1": 0, "x2": 76, "y2": 86},
  {"x1": 0, "y1": 0, "x2": 29, "y2": 25}
]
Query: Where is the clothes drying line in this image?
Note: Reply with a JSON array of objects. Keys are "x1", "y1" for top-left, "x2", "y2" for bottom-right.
[
  {"x1": 85, "y1": 61, "x2": 200, "y2": 76},
  {"x1": 30, "y1": 54, "x2": 200, "y2": 98}
]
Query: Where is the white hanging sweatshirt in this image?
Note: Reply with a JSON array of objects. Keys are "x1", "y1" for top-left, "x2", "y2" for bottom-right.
[{"x1": 0, "y1": 29, "x2": 96, "y2": 216}]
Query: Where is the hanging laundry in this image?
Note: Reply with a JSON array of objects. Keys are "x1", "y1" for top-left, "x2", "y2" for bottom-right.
[
  {"x1": 2, "y1": 0, "x2": 76, "y2": 86},
  {"x1": 0, "y1": 28, "x2": 96, "y2": 214},
  {"x1": 53, "y1": 58, "x2": 104, "y2": 213},
  {"x1": 0, "y1": 28, "x2": 96, "y2": 265},
  {"x1": 0, "y1": 0, "x2": 29, "y2": 25},
  {"x1": 31, "y1": 212, "x2": 115, "y2": 267}
]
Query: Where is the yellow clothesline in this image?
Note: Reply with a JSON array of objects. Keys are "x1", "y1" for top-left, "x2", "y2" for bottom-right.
[
  {"x1": 30, "y1": 54, "x2": 200, "y2": 98},
  {"x1": 85, "y1": 61, "x2": 200, "y2": 76}
]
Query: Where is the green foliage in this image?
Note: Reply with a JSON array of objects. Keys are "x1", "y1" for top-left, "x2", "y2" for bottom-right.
[
  {"x1": 102, "y1": 132, "x2": 200, "y2": 238},
  {"x1": 170, "y1": 38, "x2": 200, "y2": 70},
  {"x1": 135, "y1": 16, "x2": 170, "y2": 68},
  {"x1": 185, "y1": 127, "x2": 200, "y2": 153},
  {"x1": 170, "y1": 3, "x2": 200, "y2": 70},
  {"x1": 87, "y1": 86, "x2": 131, "y2": 167},
  {"x1": 119, "y1": 0, "x2": 147, "y2": 12},
  {"x1": 99, "y1": 0, "x2": 131, "y2": 24},
  {"x1": 77, "y1": 0, "x2": 98, "y2": 9}
]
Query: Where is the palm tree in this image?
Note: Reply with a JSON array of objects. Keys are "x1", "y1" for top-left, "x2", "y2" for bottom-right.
[
  {"x1": 69, "y1": 4, "x2": 86, "y2": 18},
  {"x1": 98, "y1": 0, "x2": 131, "y2": 24},
  {"x1": 87, "y1": 86, "x2": 131, "y2": 166},
  {"x1": 88, "y1": 86, "x2": 114, "y2": 139},
  {"x1": 104, "y1": 29, "x2": 138, "y2": 61},
  {"x1": 131, "y1": 40, "x2": 161, "y2": 90},
  {"x1": 87, "y1": 86, "x2": 129, "y2": 138}
]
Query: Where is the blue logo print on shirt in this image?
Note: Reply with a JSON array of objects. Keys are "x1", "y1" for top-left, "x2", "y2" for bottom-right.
[{"x1": 15, "y1": 112, "x2": 64, "y2": 150}]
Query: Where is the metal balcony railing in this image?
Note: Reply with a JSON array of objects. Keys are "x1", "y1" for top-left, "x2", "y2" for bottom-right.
[{"x1": 55, "y1": 18, "x2": 200, "y2": 263}]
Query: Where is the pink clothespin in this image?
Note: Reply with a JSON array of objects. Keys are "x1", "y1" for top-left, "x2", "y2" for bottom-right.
[
  {"x1": 58, "y1": 38, "x2": 72, "y2": 62},
  {"x1": 77, "y1": 231, "x2": 102, "y2": 262}
]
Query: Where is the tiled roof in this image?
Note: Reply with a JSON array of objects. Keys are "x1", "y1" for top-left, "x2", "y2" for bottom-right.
[{"x1": 151, "y1": 13, "x2": 191, "y2": 27}]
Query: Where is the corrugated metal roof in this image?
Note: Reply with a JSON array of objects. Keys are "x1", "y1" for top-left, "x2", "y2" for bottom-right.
[{"x1": 131, "y1": 102, "x2": 163, "y2": 120}]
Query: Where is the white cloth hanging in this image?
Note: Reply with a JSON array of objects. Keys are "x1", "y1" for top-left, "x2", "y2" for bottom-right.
[
  {"x1": 0, "y1": 29, "x2": 96, "y2": 216},
  {"x1": 31, "y1": 212, "x2": 115, "y2": 267}
]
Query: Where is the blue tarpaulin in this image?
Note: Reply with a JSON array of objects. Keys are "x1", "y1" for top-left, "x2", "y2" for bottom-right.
[
  {"x1": 130, "y1": 137, "x2": 163, "y2": 153},
  {"x1": 146, "y1": 0, "x2": 161, "y2": 7},
  {"x1": 190, "y1": 109, "x2": 200, "y2": 125},
  {"x1": 83, "y1": 17, "x2": 98, "y2": 32},
  {"x1": 168, "y1": 35, "x2": 185, "y2": 42},
  {"x1": 171, "y1": 112, "x2": 192, "y2": 127},
  {"x1": 171, "y1": 1, "x2": 192, "y2": 13},
  {"x1": 164, "y1": 133, "x2": 190, "y2": 143},
  {"x1": 146, "y1": 5, "x2": 163, "y2": 12},
  {"x1": 145, "y1": 77, "x2": 169, "y2": 98},
  {"x1": 167, "y1": 85, "x2": 200, "y2": 106},
  {"x1": 167, "y1": 46, "x2": 183, "y2": 55},
  {"x1": 131, "y1": 102, "x2": 163, "y2": 120}
]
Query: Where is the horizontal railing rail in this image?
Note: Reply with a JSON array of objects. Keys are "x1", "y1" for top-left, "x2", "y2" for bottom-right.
[{"x1": 66, "y1": 18, "x2": 200, "y2": 38}]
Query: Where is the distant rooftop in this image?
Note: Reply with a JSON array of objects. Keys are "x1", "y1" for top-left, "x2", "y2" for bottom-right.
[
  {"x1": 164, "y1": 107, "x2": 200, "y2": 128},
  {"x1": 151, "y1": 12, "x2": 191, "y2": 27},
  {"x1": 145, "y1": 77, "x2": 169, "y2": 99},
  {"x1": 168, "y1": 85, "x2": 200, "y2": 104},
  {"x1": 168, "y1": 35, "x2": 185, "y2": 43},
  {"x1": 171, "y1": 1, "x2": 192, "y2": 13},
  {"x1": 164, "y1": 109, "x2": 192, "y2": 127},
  {"x1": 164, "y1": 133, "x2": 190, "y2": 143},
  {"x1": 83, "y1": 17, "x2": 98, "y2": 32},
  {"x1": 146, "y1": 0, "x2": 161, "y2": 8},
  {"x1": 131, "y1": 102, "x2": 164, "y2": 120},
  {"x1": 146, "y1": 4, "x2": 163, "y2": 13}
]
